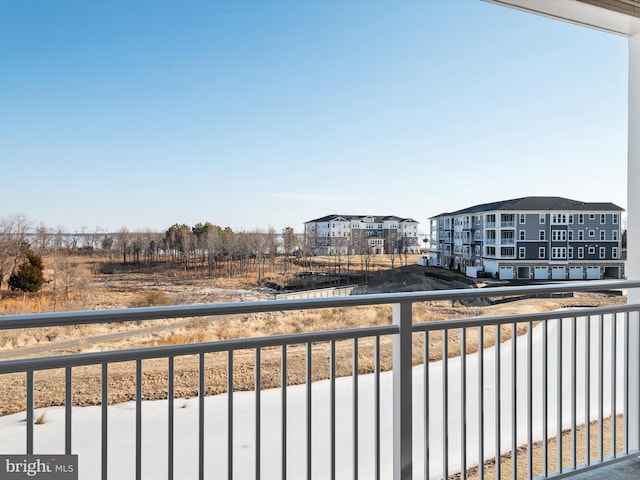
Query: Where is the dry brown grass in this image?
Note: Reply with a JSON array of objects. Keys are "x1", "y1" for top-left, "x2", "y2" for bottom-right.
[{"x1": 34, "y1": 411, "x2": 47, "y2": 425}]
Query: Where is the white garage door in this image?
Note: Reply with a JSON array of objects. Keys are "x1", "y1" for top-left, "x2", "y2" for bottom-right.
[
  {"x1": 499, "y1": 266, "x2": 514, "y2": 280},
  {"x1": 586, "y1": 266, "x2": 601, "y2": 280},
  {"x1": 534, "y1": 266, "x2": 549, "y2": 280},
  {"x1": 569, "y1": 267, "x2": 583, "y2": 280},
  {"x1": 551, "y1": 266, "x2": 565, "y2": 280}
]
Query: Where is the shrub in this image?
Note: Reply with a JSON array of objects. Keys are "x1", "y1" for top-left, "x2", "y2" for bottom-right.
[{"x1": 9, "y1": 249, "x2": 44, "y2": 293}]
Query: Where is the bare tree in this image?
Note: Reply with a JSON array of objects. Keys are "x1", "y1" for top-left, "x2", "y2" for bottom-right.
[
  {"x1": 389, "y1": 238, "x2": 399, "y2": 280},
  {"x1": 204, "y1": 224, "x2": 224, "y2": 278},
  {"x1": 0, "y1": 215, "x2": 30, "y2": 289},
  {"x1": 33, "y1": 223, "x2": 50, "y2": 258},
  {"x1": 250, "y1": 231, "x2": 270, "y2": 284},
  {"x1": 115, "y1": 228, "x2": 131, "y2": 264},
  {"x1": 266, "y1": 228, "x2": 278, "y2": 272},
  {"x1": 282, "y1": 227, "x2": 298, "y2": 273},
  {"x1": 358, "y1": 240, "x2": 374, "y2": 285}
]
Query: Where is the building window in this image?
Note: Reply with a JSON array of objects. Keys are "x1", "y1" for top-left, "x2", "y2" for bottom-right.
[
  {"x1": 569, "y1": 214, "x2": 574, "y2": 224},
  {"x1": 539, "y1": 214, "x2": 545, "y2": 224},
  {"x1": 519, "y1": 231, "x2": 525, "y2": 241},
  {"x1": 578, "y1": 247, "x2": 584, "y2": 259},
  {"x1": 613, "y1": 230, "x2": 619, "y2": 241},
  {"x1": 600, "y1": 214, "x2": 606, "y2": 224},
  {"x1": 501, "y1": 247, "x2": 515, "y2": 257},
  {"x1": 613, "y1": 247, "x2": 618, "y2": 259},
  {"x1": 568, "y1": 230, "x2": 574, "y2": 241},
  {"x1": 539, "y1": 247, "x2": 545, "y2": 259},
  {"x1": 588, "y1": 246, "x2": 595, "y2": 255},
  {"x1": 578, "y1": 214, "x2": 584, "y2": 224},
  {"x1": 589, "y1": 214, "x2": 596, "y2": 220},
  {"x1": 551, "y1": 213, "x2": 568, "y2": 224},
  {"x1": 519, "y1": 214, "x2": 526, "y2": 224},
  {"x1": 613, "y1": 214, "x2": 619, "y2": 224},
  {"x1": 600, "y1": 230, "x2": 606, "y2": 241},
  {"x1": 599, "y1": 247, "x2": 606, "y2": 259},
  {"x1": 552, "y1": 247, "x2": 566, "y2": 259},
  {"x1": 589, "y1": 230, "x2": 595, "y2": 238},
  {"x1": 569, "y1": 247, "x2": 573, "y2": 259},
  {"x1": 519, "y1": 247, "x2": 526, "y2": 259},
  {"x1": 552, "y1": 230, "x2": 566, "y2": 241},
  {"x1": 539, "y1": 230, "x2": 546, "y2": 241},
  {"x1": 578, "y1": 231, "x2": 584, "y2": 241}
]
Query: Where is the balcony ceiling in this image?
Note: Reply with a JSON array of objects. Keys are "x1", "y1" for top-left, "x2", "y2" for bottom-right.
[{"x1": 485, "y1": 0, "x2": 640, "y2": 36}]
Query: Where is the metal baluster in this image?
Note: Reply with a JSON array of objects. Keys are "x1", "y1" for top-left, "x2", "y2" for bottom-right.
[
  {"x1": 353, "y1": 338, "x2": 359, "y2": 480},
  {"x1": 585, "y1": 315, "x2": 591, "y2": 465},
  {"x1": 136, "y1": 359, "x2": 142, "y2": 480},
  {"x1": 527, "y1": 321, "x2": 533, "y2": 479},
  {"x1": 228, "y1": 351, "x2": 234, "y2": 480},
  {"x1": 102, "y1": 363, "x2": 108, "y2": 480},
  {"x1": 282, "y1": 345, "x2": 288, "y2": 480},
  {"x1": 443, "y1": 329, "x2": 449, "y2": 479},
  {"x1": 255, "y1": 348, "x2": 261, "y2": 480},
  {"x1": 571, "y1": 316, "x2": 577, "y2": 470},
  {"x1": 624, "y1": 312, "x2": 629, "y2": 455},
  {"x1": 495, "y1": 324, "x2": 501, "y2": 479},
  {"x1": 168, "y1": 356, "x2": 174, "y2": 480},
  {"x1": 599, "y1": 315, "x2": 604, "y2": 462},
  {"x1": 306, "y1": 342, "x2": 312, "y2": 480},
  {"x1": 511, "y1": 322, "x2": 517, "y2": 480},
  {"x1": 330, "y1": 340, "x2": 336, "y2": 480},
  {"x1": 26, "y1": 370, "x2": 33, "y2": 454},
  {"x1": 479, "y1": 326, "x2": 484, "y2": 480},
  {"x1": 199, "y1": 354, "x2": 205, "y2": 480},
  {"x1": 557, "y1": 317, "x2": 563, "y2": 473},
  {"x1": 374, "y1": 335, "x2": 381, "y2": 480},
  {"x1": 462, "y1": 327, "x2": 467, "y2": 480},
  {"x1": 543, "y1": 320, "x2": 548, "y2": 477},
  {"x1": 425, "y1": 330, "x2": 430, "y2": 480},
  {"x1": 65, "y1": 366, "x2": 72, "y2": 455},
  {"x1": 611, "y1": 313, "x2": 617, "y2": 458}
]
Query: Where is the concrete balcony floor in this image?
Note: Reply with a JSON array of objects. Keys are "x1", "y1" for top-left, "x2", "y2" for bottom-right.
[{"x1": 571, "y1": 457, "x2": 640, "y2": 479}]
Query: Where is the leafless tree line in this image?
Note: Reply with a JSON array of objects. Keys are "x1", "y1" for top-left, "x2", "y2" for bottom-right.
[{"x1": 0, "y1": 217, "x2": 306, "y2": 286}]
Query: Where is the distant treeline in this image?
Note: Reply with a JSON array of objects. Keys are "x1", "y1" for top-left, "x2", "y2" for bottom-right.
[{"x1": 0, "y1": 215, "x2": 303, "y2": 287}]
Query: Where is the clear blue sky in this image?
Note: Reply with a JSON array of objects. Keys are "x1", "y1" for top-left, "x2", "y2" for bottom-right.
[{"x1": 0, "y1": 0, "x2": 628, "y2": 234}]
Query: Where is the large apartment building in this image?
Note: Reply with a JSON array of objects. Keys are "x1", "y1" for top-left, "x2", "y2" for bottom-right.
[
  {"x1": 429, "y1": 197, "x2": 624, "y2": 280},
  {"x1": 305, "y1": 214, "x2": 420, "y2": 255}
]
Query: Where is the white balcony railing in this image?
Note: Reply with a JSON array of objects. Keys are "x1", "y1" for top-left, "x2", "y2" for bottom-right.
[{"x1": 0, "y1": 280, "x2": 639, "y2": 479}]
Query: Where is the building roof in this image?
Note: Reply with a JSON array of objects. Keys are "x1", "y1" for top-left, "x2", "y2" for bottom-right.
[
  {"x1": 486, "y1": 0, "x2": 640, "y2": 36},
  {"x1": 305, "y1": 214, "x2": 419, "y2": 224},
  {"x1": 430, "y1": 196, "x2": 624, "y2": 219}
]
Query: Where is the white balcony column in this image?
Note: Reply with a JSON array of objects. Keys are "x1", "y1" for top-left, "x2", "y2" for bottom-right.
[
  {"x1": 392, "y1": 302, "x2": 413, "y2": 480},
  {"x1": 627, "y1": 31, "x2": 640, "y2": 452}
]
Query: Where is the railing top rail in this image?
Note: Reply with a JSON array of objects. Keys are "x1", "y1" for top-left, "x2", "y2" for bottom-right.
[
  {"x1": 0, "y1": 279, "x2": 637, "y2": 330},
  {"x1": 0, "y1": 324, "x2": 398, "y2": 374},
  {"x1": 412, "y1": 302, "x2": 640, "y2": 332}
]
